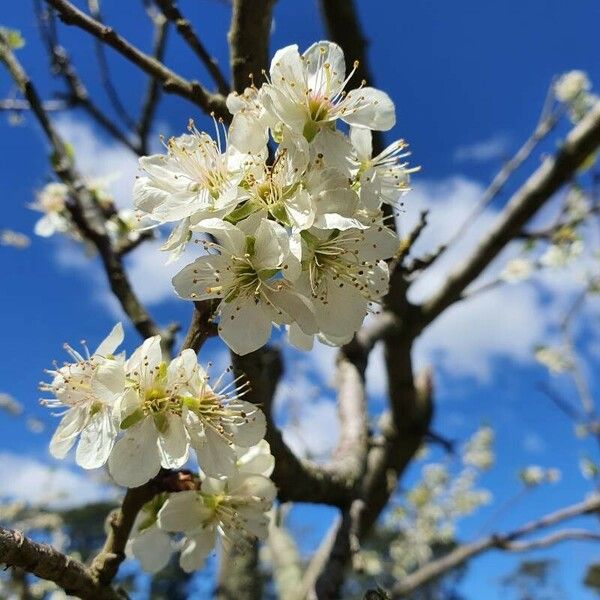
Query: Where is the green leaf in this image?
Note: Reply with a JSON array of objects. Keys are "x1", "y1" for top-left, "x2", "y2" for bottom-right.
[{"x1": 120, "y1": 408, "x2": 145, "y2": 430}]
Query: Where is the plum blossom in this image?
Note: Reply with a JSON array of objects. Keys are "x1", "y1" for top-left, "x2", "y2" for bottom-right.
[
  {"x1": 350, "y1": 127, "x2": 417, "y2": 211},
  {"x1": 158, "y1": 470, "x2": 276, "y2": 572},
  {"x1": 41, "y1": 323, "x2": 125, "y2": 469},
  {"x1": 29, "y1": 182, "x2": 74, "y2": 238},
  {"x1": 108, "y1": 336, "x2": 265, "y2": 486},
  {"x1": 261, "y1": 41, "x2": 395, "y2": 142},
  {"x1": 134, "y1": 120, "x2": 263, "y2": 260},
  {"x1": 172, "y1": 216, "x2": 317, "y2": 354}
]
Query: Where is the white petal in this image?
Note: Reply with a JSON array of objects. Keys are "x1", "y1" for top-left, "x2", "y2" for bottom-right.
[
  {"x1": 76, "y1": 409, "x2": 116, "y2": 469},
  {"x1": 287, "y1": 323, "x2": 314, "y2": 351},
  {"x1": 350, "y1": 126, "x2": 373, "y2": 161},
  {"x1": 193, "y1": 423, "x2": 238, "y2": 477},
  {"x1": 231, "y1": 401, "x2": 266, "y2": 447},
  {"x1": 218, "y1": 300, "x2": 273, "y2": 355},
  {"x1": 94, "y1": 323, "x2": 124, "y2": 356},
  {"x1": 126, "y1": 336, "x2": 163, "y2": 387},
  {"x1": 230, "y1": 473, "x2": 277, "y2": 504},
  {"x1": 179, "y1": 530, "x2": 216, "y2": 572},
  {"x1": 49, "y1": 408, "x2": 86, "y2": 459},
  {"x1": 128, "y1": 525, "x2": 173, "y2": 573},
  {"x1": 342, "y1": 87, "x2": 396, "y2": 131},
  {"x1": 191, "y1": 218, "x2": 245, "y2": 255},
  {"x1": 311, "y1": 128, "x2": 354, "y2": 175},
  {"x1": 172, "y1": 254, "x2": 231, "y2": 301},
  {"x1": 158, "y1": 490, "x2": 213, "y2": 532},
  {"x1": 314, "y1": 284, "x2": 367, "y2": 338},
  {"x1": 237, "y1": 440, "x2": 275, "y2": 477},
  {"x1": 286, "y1": 189, "x2": 315, "y2": 231},
  {"x1": 108, "y1": 417, "x2": 161, "y2": 487},
  {"x1": 34, "y1": 215, "x2": 57, "y2": 237},
  {"x1": 253, "y1": 219, "x2": 286, "y2": 269},
  {"x1": 157, "y1": 414, "x2": 189, "y2": 469},
  {"x1": 229, "y1": 112, "x2": 269, "y2": 155},
  {"x1": 303, "y1": 41, "x2": 346, "y2": 97},
  {"x1": 91, "y1": 360, "x2": 126, "y2": 404}
]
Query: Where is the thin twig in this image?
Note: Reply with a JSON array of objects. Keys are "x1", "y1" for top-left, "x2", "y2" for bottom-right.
[
  {"x1": 420, "y1": 100, "x2": 600, "y2": 327},
  {"x1": 46, "y1": 0, "x2": 229, "y2": 119},
  {"x1": 0, "y1": 32, "x2": 169, "y2": 349},
  {"x1": 392, "y1": 494, "x2": 600, "y2": 597},
  {"x1": 436, "y1": 84, "x2": 564, "y2": 263},
  {"x1": 155, "y1": 0, "x2": 230, "y2": 95},
  {"x1": 34, "y1": 0, "x2": 140, "y2": 153},
  {"x1": 135, "y1": 14, "x2": 170, "y2": 154},
  {"x1": 86, "y1": 0, "x2": 136, "y2": 129}
]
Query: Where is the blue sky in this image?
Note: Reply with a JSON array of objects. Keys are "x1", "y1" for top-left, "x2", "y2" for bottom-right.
[{"x1": 1, "y1": 1, "x2": 600, "y2": 598}]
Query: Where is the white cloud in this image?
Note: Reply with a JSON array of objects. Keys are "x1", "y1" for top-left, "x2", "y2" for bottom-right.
[
  {"x1": 454, "y1": 133, "x2": 511, "y2": 163},
  {"x1": 55, "y1": 115, "x2": 139, "y2": 209},
  {"x1": 396, "y1": 176, "x2": 593, "y2": 381},
  {"x1": 0, "y1": 452, "x2": 117, "y2": 508}
]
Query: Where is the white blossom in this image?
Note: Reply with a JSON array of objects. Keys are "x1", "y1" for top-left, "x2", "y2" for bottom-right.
[
  {"x1": 29, "y1": 182, "x2": 73, "y2": 238},
  {"x1": 157, "y1": 471, "x2": 276, "y2": 572},
  {"x1": 41, "y1": 323, "x2": 125, "y2": 470},
  {"x1": 172, "y1": 216, "x2": 317, "y2": 355},
  {"x1": 350, "y1": 127, "x2": 416, "y2": 211},
  {"x1": 108, "y1": 337, "x2": 265, "y2": 486},
  {"x1": 534, "y1": 345, "x2": 573, "y2": 374},
  {"x1": 500, "y1": 257, "x2": 534, "y2": 283},
  {"x1": 261, "y1": 41, "x2": 395, "y2": 141}
]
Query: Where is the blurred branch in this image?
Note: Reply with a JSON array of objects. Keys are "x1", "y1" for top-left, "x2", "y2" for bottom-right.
[
  {"x1": 86, "y1": 0, "x2": 136, "y2": 129},
  {"x1": 135, "y1": 13, "x2": 170, "y2": 154},
  {"x1": 420, "y1": 100, "x2": 600, "y2": 326},
  {"x1": 34, "y1": 0, "x2": 140, "y2": 154},
  {"x1": 0, "y1": 32, "x2": 170, "y2": 349},
  {"x1": 228, "y1": 0, "x2": 275, "y2": 92},
  {"x1": 155, "y1": 0, "x2": 230, "y2": 95},
  {"x1": 0, "y1": 527, "x2": 125, "y2": 600},
  {"x1": 435, "y1": 82, "x2": 564, "y2": 262},
  {"x1": 0, "y1": 97, "x2": 69, "y2": 111},
  {"x1": 215, "y1": 541, "x2": 262, "y2": 600},
  {"x1": 392, "y1": 494, "x2": 600, "y2": 597},
  {"x1": 46, "y1": 0, "x2": 229, "y2": 119},
  {"x1": 267, "y1": 512, "x2": 304, "y2": 600},
  {"x1": 89, "y1": 482, "x2": 159, "y2": 585}
]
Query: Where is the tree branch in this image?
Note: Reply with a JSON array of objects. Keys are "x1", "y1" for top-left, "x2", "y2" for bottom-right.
[
  {"x1": 0, "y1": 527, "x2": 125, "y2": 600},
  {"x1": 227, "y1": 0, "x2": 275, "y2": 92},
  {"x1": 135, "y1": 14, "x2": 170, "y2": 154},
  {"x1": 420, "y1": 100, "x2": 600, "y2": 326},
  {"x1": 45, "y1": 0, "x2": 228, "y2": 119},
  {"x1": 155, "y1": 0, "x2": 230, "y2": 95},
  {"x1": 231, "y1": 347, "x2": 354, "y2": 507},
  {"x1": 86, "y1": 0, "x2": 137, "y2": 129},
  {"x1": 179, "y1": 300, "x2": 218, "y2": 353},
  {"x1": 437, "y1": 84, "x2": 563, "y2": 259},
  {"x1": 34, "y1": 1, "x2": 140, "y2": 154},
  {"x1": 392, "y1": 494, "x2": 600, "y2": 597},
  {"x1": 89, "y1": 483, "x2": 159, "y2": 585},
  {"x1": 0, "y1": 32, "x2": 169, "y2": 348}
]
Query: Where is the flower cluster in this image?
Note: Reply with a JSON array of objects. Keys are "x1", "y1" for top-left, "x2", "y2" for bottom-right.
[
  {"x1": 41, "y1": 324, "x2": 275, "y2": 572},
  {"x1": 554, "y1": 70, "x2": 598, "y2": 122},
  {"x1": 126, "y1": 441, "x2": 276, "y2": 573},
  {"x1": 134, "y1": 41, "x2": 415, "y2": 355},
  {"x1": 387, "y1": 427, "x2": 494, "y2": 577}
]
